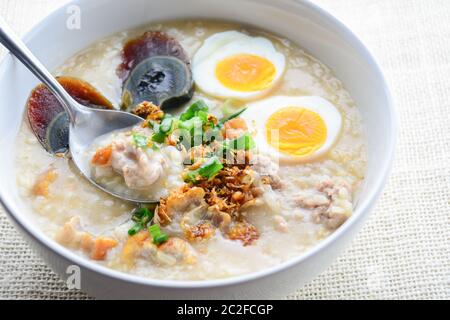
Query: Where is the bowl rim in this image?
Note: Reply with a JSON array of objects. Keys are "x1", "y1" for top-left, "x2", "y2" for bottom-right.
[{"x1": 0, "y1": 0, "x2": 397, "y2": 289}]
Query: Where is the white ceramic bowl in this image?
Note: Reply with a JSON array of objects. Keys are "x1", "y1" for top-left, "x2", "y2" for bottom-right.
[{"x1": 0, "y1": 0, "x2": 396, "y2": 299}]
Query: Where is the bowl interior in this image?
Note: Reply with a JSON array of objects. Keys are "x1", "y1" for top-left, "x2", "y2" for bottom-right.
[{"x1": 0, "y1": 0, "x2": 395, "y2": 286}]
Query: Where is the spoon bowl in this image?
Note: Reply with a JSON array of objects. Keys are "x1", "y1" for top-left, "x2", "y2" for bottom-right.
[{"x1": 68, "y1": 107, "x2": 154, "y2": 203}]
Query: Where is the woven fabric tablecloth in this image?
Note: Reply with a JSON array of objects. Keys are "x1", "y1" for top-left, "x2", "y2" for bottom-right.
[{"x1": 0, "y1": 0, "x2": 449, "y2": 300}]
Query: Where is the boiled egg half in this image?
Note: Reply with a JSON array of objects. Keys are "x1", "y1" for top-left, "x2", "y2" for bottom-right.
[
  {"x1": 241, "y1": 96, "x2": 343, "y2": 163},
  {"x1": 193, "y1": 31, "x2": 286, "y2": 101}
]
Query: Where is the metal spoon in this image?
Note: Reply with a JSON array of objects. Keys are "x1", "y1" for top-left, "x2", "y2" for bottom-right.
[{"x1": 0, "y1": 17, "x2": 156, "y2": 203}]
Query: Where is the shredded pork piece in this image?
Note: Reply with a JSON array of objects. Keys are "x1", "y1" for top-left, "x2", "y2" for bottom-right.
[
  {"x1": 295, "y1": 180, "x2": 353, "y2": 230},
  {"x1": 110, "y1": 139, "x2": 164, "y2": 189},
  {"x1": 122, "y1": 231, "x2": 197, "y2": 267},
  {"x1": 251, "y1": 154, "x2": 282, "y2": 189},
  {"x1": 121, "y1": 230, "x2": 149, "y2": 267},
  {"x1": 156, "y1": 186, "x2": 206, "y2": 226},
  {"x1": 208, "y1": 207, "x2": 232, "y2": 230},
  {"x1": 55, "y1": 217, "x2": 117, "y2": 260},
  {"x1": 273, "y1": 215, "x2": 289, "y2": 233},
  {"x1": 158, "y1": 237, "x2": 197, "y2": 265}
]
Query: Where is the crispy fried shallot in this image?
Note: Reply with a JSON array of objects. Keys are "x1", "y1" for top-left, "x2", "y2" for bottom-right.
[{"x1": 133, "y1": 101, "x2": 164, "y2": 124}]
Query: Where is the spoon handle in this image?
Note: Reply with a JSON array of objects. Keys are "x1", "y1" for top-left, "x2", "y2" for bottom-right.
[{"x1": 0, "y1": 16, "x2": 79, "y2": 121}]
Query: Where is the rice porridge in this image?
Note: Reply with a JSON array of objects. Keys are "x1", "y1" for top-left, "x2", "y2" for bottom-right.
[{"x1": 15, "y1": 20, "x2": 367, "y2": 280}]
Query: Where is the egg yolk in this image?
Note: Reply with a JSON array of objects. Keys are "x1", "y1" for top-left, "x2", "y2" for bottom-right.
[
  {"x1": 215, "y1": 54, "x2": 276, "y2": 92},
  {"x1": 265, "y1": 107, "x2": 327, "y2": 157}
]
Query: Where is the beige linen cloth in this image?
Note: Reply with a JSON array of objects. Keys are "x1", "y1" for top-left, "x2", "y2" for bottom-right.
[{"x1": 0, "y1": 0, "x2": 448, "y2": 300}]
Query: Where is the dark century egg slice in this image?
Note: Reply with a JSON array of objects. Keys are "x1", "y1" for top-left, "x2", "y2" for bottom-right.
[
  {"x1": 27, "y1": 77, "x2": 113, "y2": 154},
  {"x1": 118, "y1": 31, "x2": 193, "y2": 113},
  {"x1": 122, "y1": 56, "x2": 194, "y2": 112},
  {"x1": 117, "y1": 31, "x2": 190, "y2": 79}
]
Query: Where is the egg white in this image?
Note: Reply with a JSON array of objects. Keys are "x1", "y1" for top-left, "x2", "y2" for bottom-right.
[
  {"x1": 193, "y1": 31, "x2": 286, "y2": 101},
  {"x1": 241, "y1": 96, "x2": 343, "y2": 163}
]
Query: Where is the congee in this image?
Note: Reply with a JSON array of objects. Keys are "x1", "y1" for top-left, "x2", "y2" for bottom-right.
[{"x1": 15, "y1": 20, "x2": 367, "y2": 280}]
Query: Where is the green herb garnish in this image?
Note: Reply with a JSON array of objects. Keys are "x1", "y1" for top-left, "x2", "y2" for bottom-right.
[
  {"x1": 220, "y1": 99, "x2": 247, "y2": 119},
  {"x1": 219, "y1": 107, "x2": 247, "y2": 125},
  {"x1": 178, "y1": 116, "x2": 203, "y2": 131},
  {"x1": 159, "y1": 117, "x2": 174, "y2": 133},
  {"x1": 184, "y1": 156, "x2": 223, "y2": 183},
  {"x1": 141, "y1": 100, "x2": 249, "y2": 154},
  {"x1": 151, "y1": 131, "x2": 166, "y2": 143},
  {"x1": 150, "y1": 114, "x2": 177, "y2": 144},
  {"x1": 132, "y1": 132, "x2": 149, "y2": 148},
  {"x1": 180, "y1": 100, "x2": 209, "y2": 121},
  {"x1": 199, "y1": 157, "x2": 224, "y2": 178},
  {"x1": 227, "y1": 133, "x2": 255, "y2": 150},
  {"x1": 178, "y1": 116, "x2": 204, "y2": 148},
  {"x1": 128, "y1": 223, "x2": 144, "y2": 236},
  {"x1": 153, "y1": 233, "x2": 169, "y2": 244},
  {"x1": 128, "y1": 207, "x2": 154, "y2": 236},
  {"x1": 148, "y1": 224, "x2": 169, "y2": 245}
]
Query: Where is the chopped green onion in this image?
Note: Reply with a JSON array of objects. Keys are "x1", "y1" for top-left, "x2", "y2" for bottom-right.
[
  {"x1": 221, "y1": 99, "x2": 246, "y2": 119},
  {"x1": 198, "y1": 157, "x2": 223, "y2": 179},
  {"x1": 153, "y1": 234, "x2": 169, "y2": 245},
  {"x1": 147, "y1": 120, "x2": 156, "y2": 129},
  {"x1": 150, "y1": 115, "x2": 177, "y2": 144},
  {"x1": 148, "y1": 223, "x2": 169, "y2": 245},
  {"x1": 160, "y1": 117, "x2": 174, "y2": 133},
  {"x1": 227, "y1": 133, "x2": 255, "y2": 150},
  {"x1": 151, "y1": 131, "x2": 166, "y2": 143},
  {"x1": 179, "y1": 116, "x2": 203, "y2": 131},
  {"x1": 196, "y1": 110, "x2": 209, "y2": 125},
  {"x1": 178, "y1": 116, "x2": 204, "y2": 148},
  {"x1": 148, "y1": 223, "x2": 161, "y2": 236},
  {"x1": 184, "y1": 157, "x2": 223, "y2": 183},
  {"x1": 131, "y1": 207, "x2": 153, "y2": 223},
  {"x1": 184, "y1": 170, "x2": 199, "y2": 184},
  {"x1": 132, "y1": 133, "x2": 149, "y2": 148},
  {"x1": 180, "y1": 100, "x2": 209, "y2": 121},
  {"x1": 128, "y1": 207, "x2": 154, "y2": 236},
  {"x1": 128, "y1": 223, "x2": 144, "y2": 236},
  {"x1": 220, "y1": 107, "x2": 247, "y2": 125}
]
